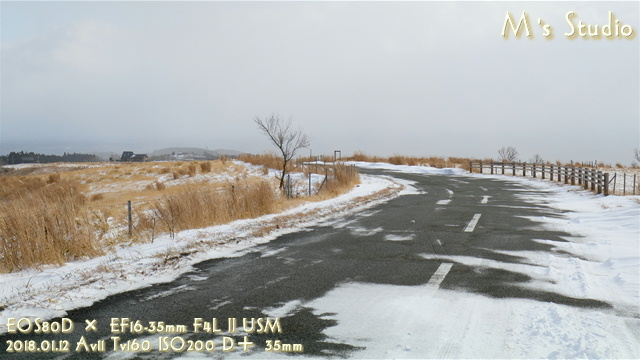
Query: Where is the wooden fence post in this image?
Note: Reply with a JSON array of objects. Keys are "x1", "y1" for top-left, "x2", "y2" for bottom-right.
[
  {"x1": 576, "y1": 168, "x2": 581, "y2": 185},
  {"x1": 541, "y1": 164, "x2": 545, "y2": 180},
  {"x1": 522, "y1": 163, "x2": 526, "y2": 177},
  {"x1": 501, "y1": 163, "x2": 505, "y2": 175},
  {"x1": 512, "y1": 162, "x2": 516, "y2": 176},
  {"x1": 604, "y1": 173, "x2": 609, "y2": 196},
  {"x1": 591, "y1": 170, "x2": 596, "y2": 191},
  {"x1": 570, "y1": 166, "x2": 575, "y2": 185},
  {"x1": 597, "y1": 172, "x2": 603, "y2": 194}
]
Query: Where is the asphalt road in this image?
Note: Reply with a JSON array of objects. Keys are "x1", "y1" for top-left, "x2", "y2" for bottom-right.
[{"x1": 0, "y1": 169, "x2": 611, "y2": 359}]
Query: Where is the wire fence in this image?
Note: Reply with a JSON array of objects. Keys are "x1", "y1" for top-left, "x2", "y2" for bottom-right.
[{"x1": 605, "y1": 171, "x2": 639, "y2": 196}]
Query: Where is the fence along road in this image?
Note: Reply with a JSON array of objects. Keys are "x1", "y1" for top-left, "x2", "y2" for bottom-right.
[{"x1": 469, "y1": 161, "x2": 612, "y2": 195}]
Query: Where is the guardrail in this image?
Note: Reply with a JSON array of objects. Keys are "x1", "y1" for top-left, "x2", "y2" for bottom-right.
[{"x1": 469, "y1": 161, "x2": 610, "y2": 196}]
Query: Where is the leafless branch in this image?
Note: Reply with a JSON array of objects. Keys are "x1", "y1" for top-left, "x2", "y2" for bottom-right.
[
  {"x1": 254, "y1": 114, "x2": 310, "y2": 189},
  {"x1": 498, "y1": 146, "x2": 519, "y2": 162}
]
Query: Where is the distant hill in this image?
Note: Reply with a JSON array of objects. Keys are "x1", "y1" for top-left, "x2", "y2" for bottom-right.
[{"x1": 151, "y1": 147, "x2": 244, "y2": 157}]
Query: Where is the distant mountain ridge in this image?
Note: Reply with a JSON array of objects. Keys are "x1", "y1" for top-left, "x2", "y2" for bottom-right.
[{"x1": 150, "y1": 147, "x2": 244, "y2": 157}]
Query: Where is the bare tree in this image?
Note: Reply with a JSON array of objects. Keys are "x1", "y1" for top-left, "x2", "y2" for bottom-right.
[
  {"x1": 633, "y1": 148, "x2": 640, "y2": 167},
  {"x1": 498, "y1": 146, "x2": 519, "y2": 162},
  {"x1": 529, "y1": 153, "x2": 544, "y2": 164},
  {"x1": 254, "y1": 114, "x2": 310, "y2": 189}
]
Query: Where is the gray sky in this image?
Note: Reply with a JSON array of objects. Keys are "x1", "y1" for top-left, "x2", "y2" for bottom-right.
[{"x1": 1, "y1": 1, "x2": 638, "y2": 164}]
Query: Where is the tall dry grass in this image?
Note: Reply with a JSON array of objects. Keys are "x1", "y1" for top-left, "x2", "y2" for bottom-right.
[
  {"x1": 143, "y1": 181, "x2": 277, "y2": 238},
  {"x1": 346, "y1": 151, "x2": 471, "y2": 169},
  {"x1": 0, "y1": 177, "x2": 103, "y2": 272},
  {"x1": 322, "y1": 164, "x2": 361, "y2": 195},
  {"x1": 0, "y1": 158, "x2": 363, "y2": 272},
  {"x1": 239, "y1": 153, "x2": 305, "y2": 173}
]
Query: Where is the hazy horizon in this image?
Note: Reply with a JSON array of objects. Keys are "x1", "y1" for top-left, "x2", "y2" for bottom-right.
[{"x1": 1, "y1": 1, "x2": 638, "y2": 165}]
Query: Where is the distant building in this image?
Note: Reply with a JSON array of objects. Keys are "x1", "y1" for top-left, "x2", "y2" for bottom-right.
[
  {"x1": 120, "y1": 151, "x2": 148, "y2": 162},
  {"x1": 120, "y1": 151, "x2": 134, "y2": 161},
  {"x1": 130, "y1": 154, "x2": 148, "y2": 162}
]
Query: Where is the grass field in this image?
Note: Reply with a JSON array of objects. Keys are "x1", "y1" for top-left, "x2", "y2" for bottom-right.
[{"x1": 0, "y1": 157, "x2": 359, "y2": 272}]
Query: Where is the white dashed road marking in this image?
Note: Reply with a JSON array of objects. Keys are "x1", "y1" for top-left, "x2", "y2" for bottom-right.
[
  {"x1": 426, "y1": 262, "x2": 453, "y2": 289},
  {"x1": 437, "y1": 199, "x2": 451, "y2": 205},
  {"x1": 464, "y1": 214, "x2": 482, "y2": 232},
  {"x1": 481, "y1": 196, "x2": 489, "y2": 204}
]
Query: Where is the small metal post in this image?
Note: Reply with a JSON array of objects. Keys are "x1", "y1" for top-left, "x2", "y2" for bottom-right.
[{"x1": 127, "y1": 200, "x2": 132, "y2": 236}]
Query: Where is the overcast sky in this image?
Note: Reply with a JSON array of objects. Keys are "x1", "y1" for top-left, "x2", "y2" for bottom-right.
[{"x1": 1, "y1": 1, "x2": 638, "y2": 164}]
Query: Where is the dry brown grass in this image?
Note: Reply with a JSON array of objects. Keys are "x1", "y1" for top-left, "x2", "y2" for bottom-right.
[
  {"x1": 322, "y1": 164, "x2": 361, "y2": 196},
  {"x1": 142, "y1": 181, "x2": 278, "y2": 239},
  {"x1": 0, "y1": 177, "x2": 103, "y2": 272},
  {"x1": 238, "y1": 153, "x2": 305, "y2": 173},
  {"x1": 200, "y1": 161, "x2": 212, "y2": 173},
  {"x1": 346, "y1": 152, "x2": 471, "y2": 169},
  {"x1": 0, "y1": 158, "x2": 363, "y2": 272}
]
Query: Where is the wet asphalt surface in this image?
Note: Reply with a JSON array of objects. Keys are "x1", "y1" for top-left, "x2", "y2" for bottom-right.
[{"x1": 0, "y1": 169, "x2": 610, "y2": 359}]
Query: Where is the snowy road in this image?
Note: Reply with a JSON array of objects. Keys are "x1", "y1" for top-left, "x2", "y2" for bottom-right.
[{"x1": 1, "y1": 167, "x2": 638, "y2": 359}]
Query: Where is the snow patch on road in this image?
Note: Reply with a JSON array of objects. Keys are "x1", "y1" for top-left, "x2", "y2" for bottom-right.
[
  {"x1": 263, "y1": 299, "x2": 304, "y2": 318},
  {"x1": 384, "y1": 233, "x2": 416, "y2": 241},
  {"x1": 350, "y1": 227, "x2": 384, "y2": 237},
  {"x1": 303, "y1": 282, "x2": 637, "y2": 359}
]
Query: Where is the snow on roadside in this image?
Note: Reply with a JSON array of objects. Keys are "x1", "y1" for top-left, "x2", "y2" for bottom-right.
[
  {"x1": 245, "y1": 164, "x2": 639, "y2": 359},
  {"x1": 346, "y1": 161, "x2": 467, "y2": 175},
  {"x1": 0, "y1": 174, "x2": 410, "y2": 335},
  {"x1": 471, "y1": 172, "x2": 640, "y2": 316}
]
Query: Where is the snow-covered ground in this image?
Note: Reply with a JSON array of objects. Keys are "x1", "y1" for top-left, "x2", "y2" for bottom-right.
[
  {"x1": 260, "y1": 163, "x2": 639, "y2": 359},
  {"x1": 0, "y1": 172, "x2": 407, "y2": 335},
  {"x1": 2, "y1": 162, "x2": 638, "y2": 359}
]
